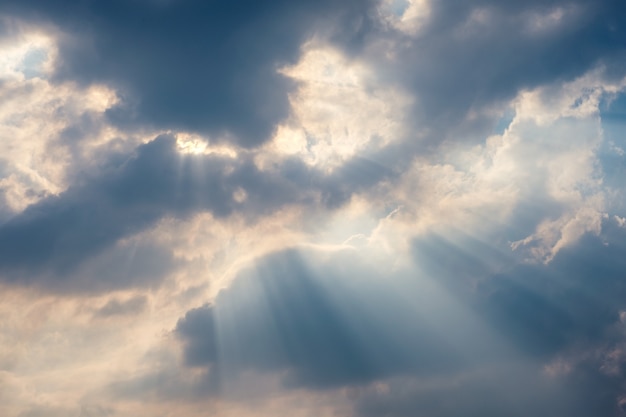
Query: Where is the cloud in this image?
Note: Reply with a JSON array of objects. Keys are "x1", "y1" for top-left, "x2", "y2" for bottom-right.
[
  {"x1": 1, "y1": 1, "x2": 626, "y2": 416},
  {"x1": 600, "y1": 91, "x2": 626, "y2": 215},
  {"x1": 353, "y1": 360, "x2": 626, "y2": 417},
  {"x1": 0, "y1": 0, "x2": 379, "y2": 147},
  {"x1": 94, "y1": 295, "x2": 148, "y2": 318},
  {"x1": 369, "y1": 0, "x2": 626, "y2": 148},
  {"x1": 17, "y1": 404, "x2": 114, "y2": 417},
  {"x1": 0, "y1": 134, "x2": 391, "y2": 291},
  {"x1": 412, "y1": 223, "x2": 626, "y2": 359},
  {"x1": 358, "y1": 220, "x2": 626, "y2": 417},
  {"x1": 167, "y1": 217, "x2": 626, "y2": 413},
  {"x1": 173, "y1": 247, "x2": 509, "y2": 390},
  {"x1": 0, "y1": 135, "x2": 229, "y2": 288}
]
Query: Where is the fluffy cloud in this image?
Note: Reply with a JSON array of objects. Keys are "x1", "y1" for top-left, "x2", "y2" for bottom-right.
[{"x1": 0, "y1": 0, "x2": 379, "y2": 147}]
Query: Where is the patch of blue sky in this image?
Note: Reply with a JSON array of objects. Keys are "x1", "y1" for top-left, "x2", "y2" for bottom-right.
[
  {"x1": 492, "y1": 107, "x2": 516, "y2": 135},
  {"x1": 598, "y1": 92, "x2": 626, "y2": 213},
  {"x1": 384, "y1": 0, "x2": 410, "y2": 17},
  {"x1": 16, "y1": 47, "x2": 47, "y2": 79}
]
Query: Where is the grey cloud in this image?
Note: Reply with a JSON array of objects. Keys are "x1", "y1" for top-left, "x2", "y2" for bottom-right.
[
  {"x1": 411, "y1": 223, "x2": 626, "y2": 360},
  {"x1": 2, "y1": 0, "x2": 623, "y2": 153},
  {"x1": 0, "y1": 136, "x2": 214, "y2": 286},
  {"x1": 600, "y1": 92, "x2": 626, "y2": 214},
  {"x1": 354, "y1": 361, "x2": 626, "y2": 417},
  {"x1": 0, "y1": 15, "x2": 21, "y2": 46},
  {"x1": 478, "y1": 225, "x2": 626, "y2": 358},
  {"x1": 107, "y1": 341, "x2": 219, "y2": 402},
  {"x1": 175, "y1": 248, "x2": 507, "y2": 390},
  {"x1": 170, "y1": 220, "x2": 626, "y2": 414},
  {"x1": 109, "y1": 364, "x2": 216, "y2": 403},
  {"x1": 0, "y1": 135, "x2": 236, "y2": 289},
  {"x1": 0, "y1": 135, "x2": 391, "y2": 291},
  {"x1": 367, "y1": 223, "x2": 626, "y2": 417},
  {"x1": 66, "y1": 241, "x2": 180, "y2": 293},
  {"x1": 0, "y1": 0, "x2": 379, "y2": 147},
  {"x1": 367, "y1": 0, "x2": 626, "y2": 149}
]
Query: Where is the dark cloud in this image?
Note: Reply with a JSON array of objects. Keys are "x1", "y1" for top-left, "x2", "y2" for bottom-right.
[
  {"x1": 354, "y1": 360, "x2": 626, "y2": 417},
  {"x1": 0, "y1": 0, "x2": 378, "y2": 147},
  {"x1": 411, "y1": 223, "x2": 626, "y2": 359},
  {"x1": 0, "y1": 135, "x2": 391, "y2": 291},
  {"x1": 0, "y1": 15, "x2": 20, "y2": 44},
  {"x1": 355, "y1": 369, "x2": 561, "y2": 417},
  {"x1": 0, "y1": 135, "x2": 228, "y2": 286},
  {"x1": 1, "y1": 0, "x2": 622, "y2": 153},
  {"x1": 477, "y1": 225, "x2": 626, "y2": 359},
  {"x1": 5, "y1": 0, "x2": 620, "y2": 151},
  {"x1": 369, "y1": 0, "x2": 626, "y2": 146},
  {"x1": 171, "y1": 220, "x2": 626, "y2": 413},
  {"x1": 356, "y1": 222, "x2": 626, "y2": 417},
  {"x1": 175, "y1": 248, "x2": 507, "y2": 390}
]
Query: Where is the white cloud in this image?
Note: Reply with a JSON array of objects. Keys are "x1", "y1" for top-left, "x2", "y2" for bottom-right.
[{"x1": 274, "y1": 44, "x2": 412, "y2": 167}]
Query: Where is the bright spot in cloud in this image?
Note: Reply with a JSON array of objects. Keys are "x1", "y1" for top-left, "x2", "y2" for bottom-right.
[
  {"x1": 0, "y1": 31, "x2": 55, "y2": 80},
  {"x1": 276, "y1": 44, "x2": 411, "y2": 166},
  {"x1": 175, "y1": 133, "x2": 238, "y2": 158},
  {"x1": 233, "y1": 187, "x2": 247, "y2": 203},
  {"x1": 176, "y1": 136, "x2": 209, "y2": 155},
  {"x1": 0, "y1": 31, "x2": 122, "y2": 213}
]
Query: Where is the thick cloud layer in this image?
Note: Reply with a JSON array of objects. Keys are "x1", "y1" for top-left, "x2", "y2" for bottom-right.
[
  {"x1": 175, "y1": 248, "x2": 506, "y2": 389},
  {"x1": 0, "y1": 0, "x2": 377, "y2": 146},
  {"x1": 0, "y1": 135, "x2": 390, "y2": 290},
  {"x1": 366, "y1": 0, "x2": 626, "y2": 151},
  {"x1": 174, "y1": 221, "x2": 626, "y2": 415},
  {"x1": 4, "y1": 0, "x2": 623, "y2": 150}
]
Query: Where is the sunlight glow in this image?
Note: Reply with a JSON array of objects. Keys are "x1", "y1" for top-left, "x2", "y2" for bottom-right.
[
  {"x1": 0, "y1": 31, "x2": 55, "y2": 80},
  {"x1": 275, "y1": 45, "x2": 411, "y2": 167},
  {"x1": 176, "y1": 137, "x2": 209, "y2": 155},
  {"x1": 176, "y1": 134, "x2": 238, "y2": 158}
]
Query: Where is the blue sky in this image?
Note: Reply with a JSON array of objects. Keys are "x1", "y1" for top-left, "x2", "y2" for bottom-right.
[{"x1": 0, "y1": 1, "x2": 626, "y2": 416}]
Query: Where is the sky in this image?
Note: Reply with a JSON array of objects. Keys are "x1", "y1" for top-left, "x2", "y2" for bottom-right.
[{"x1": 0, "y1": 0, "x2": 625, "y2": 416}]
